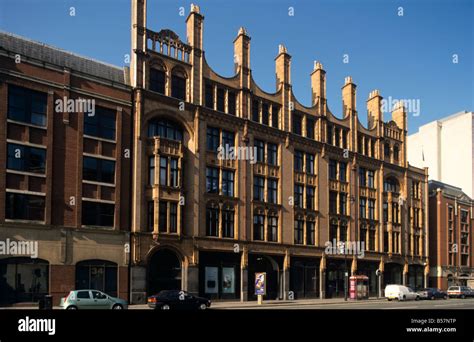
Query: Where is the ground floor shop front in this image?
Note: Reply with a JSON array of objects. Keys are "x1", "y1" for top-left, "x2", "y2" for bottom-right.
[
  {"x1": 130, "y1": 236, "x2": 430, "y2": 303},
  {"x1": 0, "y1": 226, "x2": 129, "y2": 306}
]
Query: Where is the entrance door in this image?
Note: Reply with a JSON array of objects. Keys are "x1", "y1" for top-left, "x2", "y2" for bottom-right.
[
  {"x1": 148, "y1": 249, "x2": 182, "y2": 295},
  {"x1": 248, "y1": 255, "x2": 279, "y2": 300},
  {"x1": 384, "y1": 263, "x2": 402, "y2": 286},
  {"x1": 291, "y1": 261, "x2": 318, "y2": 299},
  {"x1": 326, "y1": 260, "x2": 347, "y2": 298}
]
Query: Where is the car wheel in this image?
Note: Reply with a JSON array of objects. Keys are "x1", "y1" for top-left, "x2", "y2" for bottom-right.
[
  {"x1": 112, "y1": 304, "x2": 123, "y2": 310},
  {"x1": 161, "y1": 304, "x2": 171, "y2": 310},
  {"x1": 387, "y1": 298, "x2": 392, "y2": 301},
  {"x1": 461, "y1": 294, "x2": 465, "y2": 299},
  {"x1": 66, "y1": 305, "x2": 77, "y2": 310},
  {"x1": 430, "y1": 296, "x2": 435, "y2": 300},
  {"x1": 443, "y1": 295, "x2": 448, "y2": 300},
  {"x1": 415, "y1": 296, "x2": 420, "y2": 301},
  {"x1": 198, "y1": 303, "x2": 207, "y2": 310},
  {"x1": 402, "y1": 295, "x2": 406, "y2": 301}
]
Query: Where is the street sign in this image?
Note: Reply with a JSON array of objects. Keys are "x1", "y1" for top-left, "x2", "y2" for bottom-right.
[{"x1": 255, "y1": 272, "x2": 266, "y2": 295}]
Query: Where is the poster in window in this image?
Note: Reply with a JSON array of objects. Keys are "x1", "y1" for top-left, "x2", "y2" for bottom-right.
[
  {"x1": 222, "y1": 267, "x2": 235, "y2": 294},
  {"x1": 205, "y1": 267, "x2": 218, "y2": 294}
]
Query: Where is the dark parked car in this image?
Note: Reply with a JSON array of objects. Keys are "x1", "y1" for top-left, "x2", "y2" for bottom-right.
[
  {"x1": 417, "y1": 288, "x2": 447, "y2": 300},
  {"x1": 147, "y1": 290, "x2": 211, "y2": 310}
]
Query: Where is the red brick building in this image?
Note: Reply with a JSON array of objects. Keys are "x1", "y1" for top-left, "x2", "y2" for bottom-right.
[
  {"x1": 0, "y1": 32, "x2": 132, "y2": 305},
  {"x1": 429, "y1": 180, "x2": 474, "y2": 289}
]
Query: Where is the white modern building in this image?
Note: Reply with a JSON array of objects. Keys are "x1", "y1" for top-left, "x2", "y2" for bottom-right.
[{"x1": 407, "y1": 110, "x2": 474, "y2": 198}]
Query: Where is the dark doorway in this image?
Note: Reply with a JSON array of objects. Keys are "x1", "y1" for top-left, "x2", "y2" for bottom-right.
[
  {"x1": 248, "y1": 254, "x2": 279, "y2": 300},
  {"x1": 357, "y1": 261, "x2": 378, "y2": 296},
  {"x1": 408, "y1": 265, "x2": 424, "y2": 289},
  {"x1": 384, "y1": 263, "x2": 402, "y2": 286},
  {"x1": 76, "y1": 260, "x2": 118, "y2": 297},
  {"x1": 148, "y1": 249, "x2": 182, "y2": 296},
  {"x1": 291, "y1": 259, "x2": 319, "y2": 299},
  {"x1": 326, "y1": 259, "x2": 347, "y2": 298}
]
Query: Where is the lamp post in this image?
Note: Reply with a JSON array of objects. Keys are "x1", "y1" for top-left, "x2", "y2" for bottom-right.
[{"x1": 376, "y1": 268, "x2": 382, "y2": 299}]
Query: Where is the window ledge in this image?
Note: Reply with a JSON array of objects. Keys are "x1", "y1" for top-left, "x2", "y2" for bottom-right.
[
  {"x1": 83, "y1": 134, "x2": 117, "y2": 144},
  {"x1": 82, "y1": 152, "x2": 116, "y2": 161},
  {"x1": 6, "y1": 169, "x2": 47, "y2": 178},
  {"x1": 257, "y1": 240, "x2": 281, "y2": 245},
  {"x1": 6, "y1": 189, "x2": 46, "y2": 196},
  {"x1": 82, "y1": 180, "x2": 116, "y2": 188},
  {"x1": 7, "y1": 119, "x2": 47, "y2": 130}
]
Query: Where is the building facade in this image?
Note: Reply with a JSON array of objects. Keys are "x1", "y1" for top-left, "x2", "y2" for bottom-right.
[
  {"x1": 408, "y1": 110, "x2": 474, "y2": 198},
  {"x1": 0, "y1": 32, "x2": 132, "y2": 305},
  {"x1": 129, "y1": 2, "x2": 430, "y2": 303},
  {"x1": 429, "y1": 180, "x2": 474, "y2": 289}
]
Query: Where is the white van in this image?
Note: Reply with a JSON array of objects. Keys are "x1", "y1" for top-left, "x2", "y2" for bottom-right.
[{"x1": 385, "y1": 284, "x2": 420, "y2": 301}]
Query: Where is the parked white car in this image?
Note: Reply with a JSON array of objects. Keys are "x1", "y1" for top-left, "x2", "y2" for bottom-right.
[{"x1": 385, "y1": 284, "x2": 420, "y2": 301}]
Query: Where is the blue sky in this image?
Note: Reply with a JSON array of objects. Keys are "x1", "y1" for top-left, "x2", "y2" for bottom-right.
[{"x1": 1, "y1": 0, "x2": 472, "y2": 133}]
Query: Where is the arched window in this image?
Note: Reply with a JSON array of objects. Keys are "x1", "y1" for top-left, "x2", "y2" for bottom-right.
[
  {"x1": 384, "y1": 143, "x2": 391, "y2": 158},
  {"x1": 0, "y1": 257, "x2": 49, "y2": 304},
  {"x1": 393, "y1": 144, "x2": 400, "y2": 161},
  {"x1": 339, "y1": 220, "x2": 348, "y2": 242},
  {"x1": 267, "y1": 211, "x2": 279, "y2": 242},
  {"x1": 294, "y1": 214, "x2": 305, "y2": 244},
  {"x1": 384, "y1": 177, "x2": 400, "y2": 193},
  {"x1": 206, "y1": 202, "x2": 219, "y2": 237},
  {"x1": 149, "y1": 63, "x2": 166, "y2": 94},
  {"x1": 329, "y1": 218, "x2": 338, "y2": 242},
  {"x1": 148, "y1": 118, "x2": 183, "y2": 141},
  {"x1": 360, "y1": 223, "x2": 367, "y2": 246},
  {"x1": 306, "y1": 215, "x2": 316, "y2": 245},
  {"x1": 222, "y1": 203, "x2": 235, "y2": 238},
  {"x1": 253, "y1": 207, "x2": 265, "y2": 241},
  {"x1": 171, "y1": 68, "x2": 186, "y2": 100},
  {"x1": 368, "y1": 224, "x2": 376, "y2": 251}
]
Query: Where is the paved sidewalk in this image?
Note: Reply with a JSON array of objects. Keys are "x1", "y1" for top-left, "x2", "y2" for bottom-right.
[
  {"x1": 209, "y1": 297, "x2": 385, "y2": 309},
  {"x1": 126, "y1": 297, "x2": 386, "y2": 309}
]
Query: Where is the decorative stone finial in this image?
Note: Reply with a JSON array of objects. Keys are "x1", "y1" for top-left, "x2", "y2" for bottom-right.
[
  {"x1": 369, "y1": 89, "x2": 380, "y2": 99},
  {"x1": 190, "y1": 3, "x2": 201, "y2": 14},
  {"x1": 238, "y1": 27, "x2": 248, "y2": 36},
  {"x1": 278, "y1": 44, "x2": 287, "y2": 54},
  {"x1": 314, "y1": 61, "x2": 323, "y2": 71}
]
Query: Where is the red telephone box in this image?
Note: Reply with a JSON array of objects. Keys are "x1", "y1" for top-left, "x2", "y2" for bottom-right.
[{"x1": 349, "y1": 275, "x2": 369, "y2": 300}]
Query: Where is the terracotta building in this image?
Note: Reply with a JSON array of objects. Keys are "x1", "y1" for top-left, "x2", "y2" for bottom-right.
[
  {"x1": 0, "y1": 32, "x2": 132, "y2": 305},
  {"x1": 429, "y1": 180, "x2": 474, "y2": 289},
  {"x1": 129, "y1": 2, "x2": 430, "y2": 302}
]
